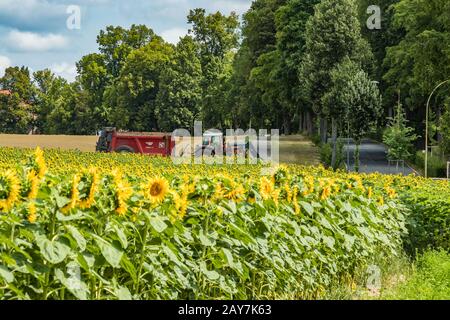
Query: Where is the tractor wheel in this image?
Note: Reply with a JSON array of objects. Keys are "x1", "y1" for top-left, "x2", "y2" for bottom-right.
[{"x1": 115, "y1": 146, "x2": 135, "y2": 153}]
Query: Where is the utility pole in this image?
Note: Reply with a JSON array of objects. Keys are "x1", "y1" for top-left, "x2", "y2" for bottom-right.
[{"x1": 425, "y1": 80, "x2": 450, "y2": 178}]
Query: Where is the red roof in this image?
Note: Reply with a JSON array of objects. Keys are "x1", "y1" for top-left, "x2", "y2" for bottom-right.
[{"x1": 0, "y1": 89, "x2": 12, "y2": 96}]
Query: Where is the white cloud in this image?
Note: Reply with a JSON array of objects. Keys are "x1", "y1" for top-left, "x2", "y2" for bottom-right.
[
  {"x1": 0, "y1": 56, "x2": 12, "y2": 77},
  {"x1": 51, "y1": 62, "x2": 77, "y2": 82},
  {"x1": 7, "y1": 30, "x2": 68, "y2": 52},
  {"x1": 161, "y1": 28, "x2": 188, "y2": 45},
  {"x1": 206, "y1": 0, "x2": 252, "y2": 15}
]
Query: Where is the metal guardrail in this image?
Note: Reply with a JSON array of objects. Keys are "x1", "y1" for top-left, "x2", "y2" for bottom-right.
[
  {"x1": 448, "y1": 162, "x2": 450, "y2": 180},
  {"x1": 388, "y1": 160, "x2": 406, "y2": 175}
]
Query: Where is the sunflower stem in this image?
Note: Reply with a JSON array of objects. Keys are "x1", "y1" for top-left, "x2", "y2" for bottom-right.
[{"x1": 135, "y1": 218, "x2": 150, "y2": 297}]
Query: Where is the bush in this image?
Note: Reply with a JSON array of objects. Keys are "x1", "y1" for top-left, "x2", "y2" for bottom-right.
[
  {"x1": 382, "y1": 250, "x2": 450, "y2": 300},
  {"x1": 320, "y1": 143, "x2": 332, "y2": 166},
  {"x1": 414, "y1": 151, "x2": 447, "y2": 178},
  {"x1": 311, "y1": 134, "x2": 322, "y2": 146},
  {"x1": 320, "y1": 141, "x2": 345, "y2": 170},
  {"x1": 401, "y1": 180, "x2": 450, "y2": 254},
  {"x1": 383, "y1": 102, "x2": 418, "y2": 161}
]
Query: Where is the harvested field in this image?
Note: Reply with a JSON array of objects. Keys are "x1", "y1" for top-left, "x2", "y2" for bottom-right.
[
  {"x1": 0, "y1": 134, "x2": 320, "y2": 165},
  {"x1": 0, "y1": 134, "x2": 98, "y2": 152}
]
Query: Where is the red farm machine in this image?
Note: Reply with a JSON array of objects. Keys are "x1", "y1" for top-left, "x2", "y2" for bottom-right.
[{"x1": 95, "y1": 128, "x2": 253, "y2": 157}]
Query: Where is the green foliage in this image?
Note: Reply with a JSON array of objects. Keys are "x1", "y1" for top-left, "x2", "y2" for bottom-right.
[
  {"x1": 414, "y1": 151, "x2": 447, "y2": 178},
  {"x1": 0, "y1": 156, "x2": 407, "y2": 300},
  {"x1": 187, "y1": 8, "x2": 240, "y2": 129},
  {"x1": 383, "y1": 0, "x2": 450, "y2": 111},
  {"x1": 402, "y1": 180, "x2": 450, "y2": 253},
  {"x1": 320, "y1": 141, "x2": 345, "y2": 170},
  {"x1": 382, "y1": 250, "x2": 450, "y2": 300},
  {"x1": 301, "y1": 0, "x2": 373, "y2": 113},
  {"x1": 0, "y1": 93, "x2": 33, "y2": 134},
  {"x1": 97, "y1": 25, "x2": 157, "y2": 78},
  {"x1": 439, "y1": 102, "x2": 450, "y2": 156},
  {"x1": 0, "y1": 66, "x2": 34, "y2": 102},
  {"x1": 345, "y1": 69, "x2": 383, "y2": 143},
  {"x1": 108, "y1": 38, "x2": 174, "y2": 131},
  {"x1": 383, "y1": 102, "x2": 418, "y2": 160},
  {"x1": 155, "y1": 36, "x2": 203, "y2": 132}
]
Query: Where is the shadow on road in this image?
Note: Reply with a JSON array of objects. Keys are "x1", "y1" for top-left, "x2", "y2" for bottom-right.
[{"x1": 341, "y1": 138, "x2": 416, "y2": 175}]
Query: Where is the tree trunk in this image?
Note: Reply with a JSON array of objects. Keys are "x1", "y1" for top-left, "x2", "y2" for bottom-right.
[
  {"x1": 283, "y1": 116, "x2": 290, "y2": 135},
  {"x1": 298, "y1": 111, "x2": 303, "y2": 134},
  {"x1": 306, "y1": 111, "x2": 314, "y2": 135},
  {"x1": 437, "y1": 107, "x2": 443, "y2": 144},
  {"x1": 319, "y1": 117, "x2": 328, "y2": 144},
  {"x1": 331, "y1": 118, "x2": 338, "y2": 169},
  {"x1": 354, "y1": 141, "x2": 360, "y2": 173}
]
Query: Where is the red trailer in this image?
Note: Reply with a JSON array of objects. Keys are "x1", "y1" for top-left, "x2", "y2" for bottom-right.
[{"x1": 96, "y1": 128, "x2": 175, "y2": 156}]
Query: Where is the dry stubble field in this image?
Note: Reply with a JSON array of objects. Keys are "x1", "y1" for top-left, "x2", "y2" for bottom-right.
[{"x1": 0, "y1": 134, "x2": 320, "y2": 165}]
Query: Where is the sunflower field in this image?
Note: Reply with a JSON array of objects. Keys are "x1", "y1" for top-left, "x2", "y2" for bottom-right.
[{"x1": 0, "y1": 147, "x2": 448, "y2": 300}]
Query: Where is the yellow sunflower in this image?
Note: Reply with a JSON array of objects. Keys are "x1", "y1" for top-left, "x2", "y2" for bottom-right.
[
  {"x1": 34, "y1": 147, "x2": 47, "y2": 179},
  {"x1": 224, "y1": 183, "x2": 245, "y2": 202},
  {"x1": 172, "y1": 191, "x2": 188, "y2": 221},
  {"x1": 321, "y1": 185, "x2": 331, "y2": 201},
  {"x1": 112, "y1": 170, "x2": 133, "y2": 216},
  {"x1": 79, "y1": 168, "x2": 99, "y2": 209},
  {"x1": 292, "y1": 186, "x2": 300, "y2": 215},
  {"x1": 259, "y1": 176, "x2": 279, "y2": 204},
  {"x1": 28, "y1": 202, "x2": 37, "y2": 223},
  {"x1": 26, "y1": 170, "x2": 39, "y2": 200},
  {"x1": 367, "y1": 186, "x2": 373, "y2": 199},
  {"x1": 0, "y1": 170, "x2": 21, "y2": 212},
  {"x1": 144, "y1": 177, "x2": 169, "y2": 204},
  {"x1": 62, "y1": 174, "x2": 81, "y2": 214}
]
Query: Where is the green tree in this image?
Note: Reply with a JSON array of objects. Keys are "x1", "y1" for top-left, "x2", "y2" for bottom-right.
[
  {"x1": 97, "y1": 25, "x2": 157, "y2": 78},
  {"x1": 227, "y1": 0, "x2": 287, "y2": 130},
  {"x1": 275, "y1": 0, "x2": 320, "y2": 133},
  {"x1": 0, "y1": 92, "x2": 33, "y2": 133},
  {"x1": 0, "y1": 66, "x2": 34, "y2": 102},
  {"x1": 33, "y1": 69, "x2": 68, "y2": 133},
  {"x1": 346, "y1": 69, "x2": 383, "y2": 171},
  {"x1": 384, "y1": 0, "x2": 450, "y2": 125},
  {"x1": 187, "y1": 8, "x2": 240, "y2": 129},
  {"x1": 439, "y1": 100, "x2": 450, "y2": 156},
  {"x1": 301, "y1": 0, "x2": 374, "y2": 167},
  {"x1": 0, "y1": 66, "x2": 35, "y2": 133},
  {"x1": 155, "y1": 36, "x2": 203, "y2": 132},
  {"x1": 108, "y1": 38, "x2": 174, "y2": 131},
  {"x1": 76, "y1": 53, "x2": 109, "y2": 130},
  {"x1": 383, "y1": 100, "x2": 419, "y2": 160}
]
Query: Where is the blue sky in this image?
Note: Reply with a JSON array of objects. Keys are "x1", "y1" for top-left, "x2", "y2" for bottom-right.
[{"x1": 0, "y1": 0, "x2": 253, "y2": 81}]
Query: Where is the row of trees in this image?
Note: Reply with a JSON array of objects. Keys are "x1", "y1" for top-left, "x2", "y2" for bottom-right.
[{"x1": 0, "y1": 0, "x2": 449, "y2": 162}]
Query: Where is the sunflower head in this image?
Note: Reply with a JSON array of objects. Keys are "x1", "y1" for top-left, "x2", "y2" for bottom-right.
[
  {"x1": 27, "y1": 202, "x2": 37, "y2": 223},
  {"x1": 0, "y1": 170, "x2": 21, "y2": 212},
  {"x1": 61, "y1": 174, "x2": 81, "y2": 214},
  {"x1": 33, "y1": 147, "x2": 47, "y2": 179},
  {"x1": 112, "y1": 170, "x2": 133, "y2": 216},
  {"x1": 78, "y1": 168, "x2": 99, "y2": 209},
  {"x1": 144, "y1": 177, "x2": 169, "y2": 204},
  {"x1": 274, "y1": 165, "x2": 289, "y2": 185},
  {"x1": 259, "y1": 176, "x2": 279, "y2": 204}
]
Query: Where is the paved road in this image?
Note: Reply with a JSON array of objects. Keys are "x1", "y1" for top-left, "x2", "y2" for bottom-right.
[{"x1": 341, "y1": 138, "x2": 416, "y2": 175}]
